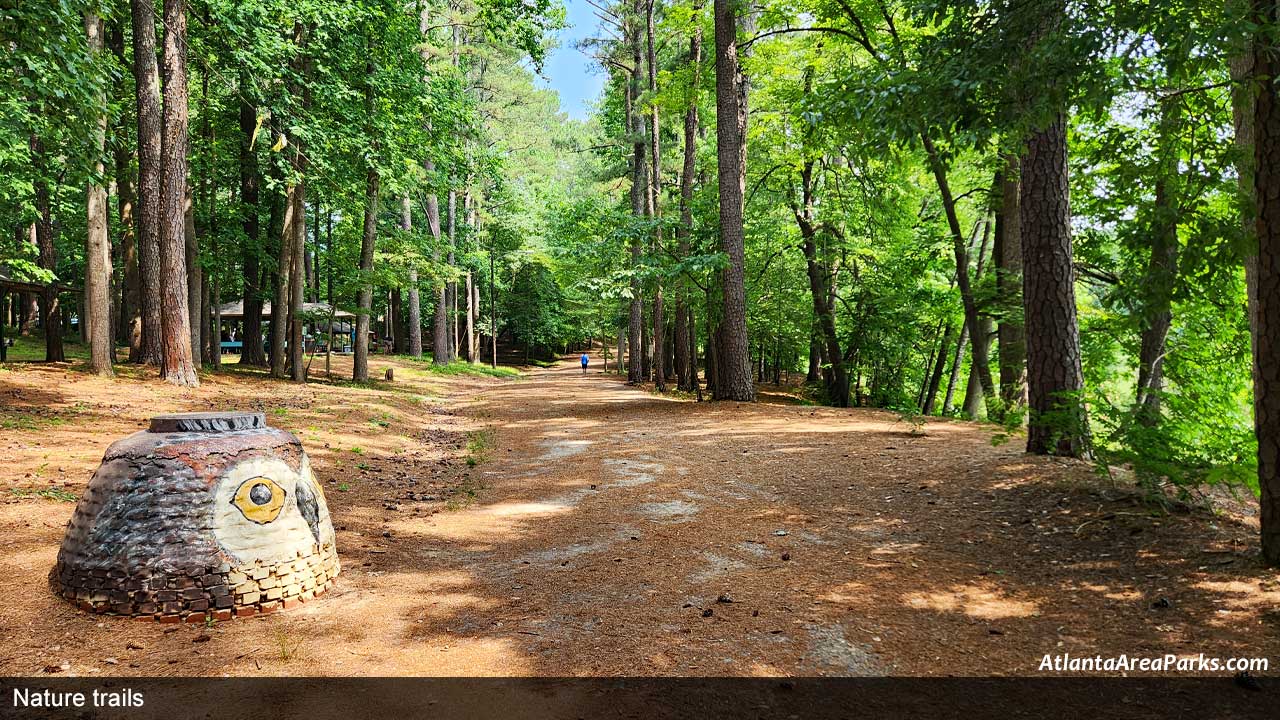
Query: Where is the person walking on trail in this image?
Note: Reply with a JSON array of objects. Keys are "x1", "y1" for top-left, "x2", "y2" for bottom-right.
[{"x1": 580, "y1": 352, "x2": 589, "y2": 374}]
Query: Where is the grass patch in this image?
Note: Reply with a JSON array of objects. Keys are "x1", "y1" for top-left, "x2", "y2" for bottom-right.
[
  {"x1": 465, "y1": 428, "x2": 495, "y2": 467},
  {"x1": 0, "y1": 335, "x2": 90, "y2": 363},
  {"x1": 0, "y1": 413, "x2": 67, "y2": 430},
  {"x1": 445, "y1": 477, "x2": 484, "y2": 511},
  {"x1": 275, "y1": 628, "x2": 303, "y2": 662},
  {"x1": 1, "y1": 401, "x2": 90, "y2": 431},
  {"x1": 404, "y1": 355, "x2": 521, "y2": 378},
  {"x1": 10, "y1": 487, "x2": 79, "y2": 503}
]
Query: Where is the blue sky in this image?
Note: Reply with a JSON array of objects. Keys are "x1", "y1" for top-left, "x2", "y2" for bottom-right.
[{"x1": 535, "y1": 0, "x2": 607, "y2": 121}]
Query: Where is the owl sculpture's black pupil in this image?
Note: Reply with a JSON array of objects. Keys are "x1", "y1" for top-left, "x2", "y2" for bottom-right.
[{"x1": 248, "y1": 483, "x2": 273, "y2": 505}]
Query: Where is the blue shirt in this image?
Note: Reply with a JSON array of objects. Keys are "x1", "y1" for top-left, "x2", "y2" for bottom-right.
[{"x1": 580, "y1": 354, "x2": 589, "y2": 365}]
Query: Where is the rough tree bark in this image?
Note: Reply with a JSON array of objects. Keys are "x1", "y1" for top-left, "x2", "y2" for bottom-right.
[
  {"x1": 159, "y1": 0, "x2": 197, "y2": 386},
  {"x1": 289, "y1": 174, "x2": 306, "y2": 382},
  {"x1": 130, "y1": 0, "x2": 162, "y2": 365},
  {"x1": 271, "y1": 186, "x2": 294, "y2": 378},
  {"x1": 448, "y1": 190, "x2": 458, "y2": 360},
  {"x1": 239, "y1": 72, "x2": 265, "y2": 366},
  {"x1": 626, "y1": 2, "x2": 645, "y2": 384},
  {"x1": 1020, "y1": 113, "x2": 1084, "y2": 455},
  {"x1": 1250, "y1": 0, "x2": 1280, "y2": 565},
  {"x1": 289, "y1": 24, "x2": 310, "y2": 383},
  {"x1": 961, "y1": 218, "x2": 993, "y2": 419},
  {"x1": 465, "y1": 270, "x2": 474, "y2": 362},
  {"x1": 674, "y1": 6, "x2": 702, "y2": 390},
  {"x1": 85, "y1": 12, "x2": 113, "y2": 376},
  {"x1": 404, "y1": 195, "x2": 423, "y2": 357},
  {"x1": 110, "y1": 23, "x2": 142, "y2": 363},
  {"x1": 646, "y1": 0, "x2": 665, "y2": 391},
  {"x1": 355, "y1": 165, "x2": 377, "y2": 382},
  {"x1": 427, "y1": 170, "x2": 447, "y2": 364},
  {"x1": 185, "y1": 185, "x2": 202, "y2": 366},
  {"x1": 415, "y1": 3, "x2": 448, "y2": 366},
  {"x1": 711, "y1": 0, "x2": 754, "y2": 401}
]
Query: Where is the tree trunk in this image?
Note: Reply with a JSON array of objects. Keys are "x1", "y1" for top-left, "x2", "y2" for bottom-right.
[
  {"x1": 428, "y1": 181, "x2": 447, "y2": 364},
  {"x1": 31, "y1": 138, "x2": 63, "y2": 362},
  {"x1": 159, "y1": 0, "x2": 197, "y2": 386},
  {"x1": 186, "y1": 183, "x2": 202, "y2": 367},
  {"x1": 403, "y1": 195, "x2": 423, "y2": 358},
  {"x1": 1020, "y1": 113, "x2": 1084, "y2": 455},
  {"x1": 472, "y1": 272, "x2": 481, "y2": 362},
  {"x1": 271, "y1": 185, "x2": 294, "y2": 378},
  {"x1": 712, "y1": 0, "x2": 754, "y2": 400},
  {"x1": 19, "y1": 226, "x2": 38, "y2": 336},
  {"x1": 111, "y1": 23, "x2": 142, "y2": 364},
  {"x1": 917, "y1": 320, "x2": 943, "y2": 409},
  {"x1": 922, "y1": 321, "x2": 955, "y2": 416},
  {"x1": 289, "y1": 26, "x2": 310, "y2": 383},
  {"x1": 84, "y1": 12, "x2": 113, "y2": 375},
  {"x1": 464, "y1": 270, "x2": 474, "y2": 362},
  {"x1": 130, "y1": 0, "x2": 162, "y2": 366},
  {"x1": 924, "y1": 134, "x2": 996, "y2": 414},
  {"x1": 627, "y1": 3, "x2": 645, "y2": 384},
  {"x1": 198, "y1": 69, "x2": 214, "y2": 368},
  {"x1": 962, "y1": 320, "x2": 992, "y2": 419},
  {"x1": 239, "y1": 71, "x2": 265, "y2": 366},
  {"x1": 1251, "y1": 0, "x2": 1280, "y2": 565},
  {"x1": 646, "y1": 0, "x2": 665, "y2": 391},
  {"x1": 448, "y1": 189, "x2": 458, "y2": 360},
  {"x1": 688, "y1": 298, "x2": 702, "y2": 399},
  {"x1": 640, "y1": 305, "x2": 650, "y2": 379},
  {"x1": 942, "y1": 320, "x2": 967, "y2": 414},
  {"x1": 995, "y1": 160, "x2": 1027, "y2": 415},
  {"x1": 961, "y1": 218, "x2": 994, "y2": 419},
  {"x1": 674, "y1": 14, "x2": 701, "y2": 391},
  {"x1": 807, "y1": 328, "x2": 821, "y2": 383},
  {"x1": 289, "y1": 173, "x2": 306, "y2": 382},
  {"x1": 794, "y1": 159, "x2": 848, "y2": 407},
  {"x1": 1134, "y1": 101, "x2": 1181, "y2": 423},
  {"x1": 200, "y1": 265, "x2": 212, "y2": 364},
  {"x1": 391, "y1": 289, "x2": 405, "y2": 353},
  {"x1": 355, "y1": 165, "x2": 378, "y2": 382}
]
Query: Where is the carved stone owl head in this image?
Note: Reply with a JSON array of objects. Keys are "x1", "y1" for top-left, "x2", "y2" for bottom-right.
[{"x1": 52, "y1": 412, "x2": 339, "y2": 621}]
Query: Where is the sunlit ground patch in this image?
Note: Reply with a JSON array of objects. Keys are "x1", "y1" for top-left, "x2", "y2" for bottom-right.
[{"x1": 901, "y1": 583, "x2": 1041, "y2": 619}]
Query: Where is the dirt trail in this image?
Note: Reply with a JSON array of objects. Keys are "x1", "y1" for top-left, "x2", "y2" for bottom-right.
[
  {"x1": 434, "y1": 360, "x2": 1280, "y2": 676},
  {"x1": 2, "y1": 357, "x2": 1278, "y2": 676}
]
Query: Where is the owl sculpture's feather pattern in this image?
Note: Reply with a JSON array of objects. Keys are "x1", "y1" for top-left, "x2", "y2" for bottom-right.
[{"x1": 295, "y1": 479, "x2": 322, "y2": 545}]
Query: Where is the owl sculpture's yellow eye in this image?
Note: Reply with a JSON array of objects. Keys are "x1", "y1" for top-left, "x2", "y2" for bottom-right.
[{"x1": 232, "y1": 477, "x2": 286, "y2": 524}]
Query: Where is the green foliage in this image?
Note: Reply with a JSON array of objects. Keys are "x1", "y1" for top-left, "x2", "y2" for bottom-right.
[{"x1": 0, "y1": 0, "x2": 1265, "y2": 505}]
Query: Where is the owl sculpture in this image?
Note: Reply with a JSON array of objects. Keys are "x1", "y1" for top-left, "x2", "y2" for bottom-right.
[{"x1": 51, "y1": 412, "x2": 340, "y2": 622}]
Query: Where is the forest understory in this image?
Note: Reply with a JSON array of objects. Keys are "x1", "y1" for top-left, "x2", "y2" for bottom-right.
[{"x1": 1, "y1": 356, "x2": 1276, "y2": 676}]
